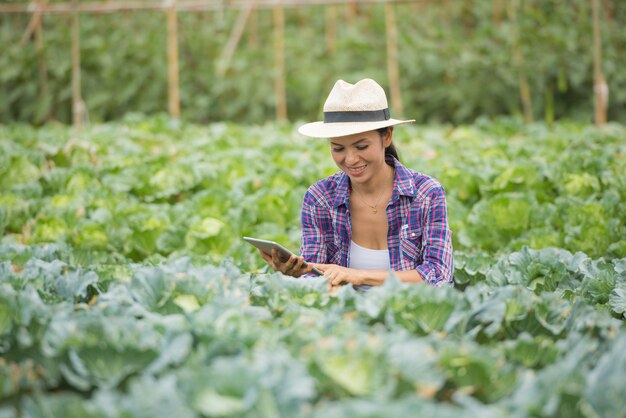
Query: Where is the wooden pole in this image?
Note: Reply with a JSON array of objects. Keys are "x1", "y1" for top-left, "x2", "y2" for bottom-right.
[
  {"x1": 492, "y1": 0, "x2": 502, "y2": 25},
  {"x1": 345, "y1": 0, "x2": 357, "y2": 25},
  {"x1": 508, "y1": 0, "x2": 533, "y2": 123},
  {"x1": 602, "y1": 0, "x2": 613, "y2": 21},
  {"x1": 412, "y1": 0, "x2": 421, "y2": 13},
  {"x1": 385, "y1": 1, "x2": 403, "y2": 117},
  {"x1": 461, "y1": 0, "x2": 474, "y2": 34},
  {"x1": 167, "y1": 0, "x2": 180, "y2": 118},
  {"x1": 591, "y1": 0, "x2": 608, "y2": 125},
  {"x1": 35, "y1": 2, "x2": 50, "y2": 122},
  {"x1": 273, "y1": 5, "x2": 287, "y2": 121},
  {"x1": 247, "y1": 4, "x2": 258, "y2": 47},
  {"x1": 325, "y1": 5, "x2": 337, "y2": 55},
  {"x1": 71, "y1": 0, "x2": 83, "y2": 128},
  {"x1": 217, "y1": 0, "x2": 255, "y2": 77},
  {"x1": 545, "y1": 82, "x2": 554, "y2": 126},
  {"x1": 441, "y1": 0, "x2": 451, "y2": 26}
]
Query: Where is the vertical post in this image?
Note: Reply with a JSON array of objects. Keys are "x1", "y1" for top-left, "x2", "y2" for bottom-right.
[
  {"x1": 385, "y1": 1, "x2": 403, "y2": 117},
  {"x1": 442, "y1": 0, "x2": 451, "y2": 26},
  {"x1": 602, "y1": 0, "x2": 613, "y2": 21},
  {"x1": 325, "y1": 5, "x2": 337, "y2": 55},
  {"x1": 35, "y1": 2, "x2": 49, "y2": 122},
  {"x1": 461, "y1": 0, "x2": 475, "y2": 34},
  {"x1": 591, "y1": 0, "x2": 608, "y2": 125},
  {"x1": 508, "y1": 0, "x2": 533, "y2": 123},
  {"x1": 167, "y1": 0, "x2": 180, "y2": 118},
  {"x1": 545, "y1": 82, "x2": 554, "y2": 126},
  {"x1": 346, "y1": 0, "x2": 357, "y2": 25},
  {"x1": 412, "y1": 0, "x2": 421, "y2": 13},
  {"x1": 71, "y1": 0, "x2": 83, "y2": 128},
  {"x1": 273, "y1": 5, "x2": 287, "y2": 121},
  {"x1": 247, "y1": 3, "x2": 258, "y2": 47},
  {"x1": 492, "y1": 0, "x2": 503, "y2": 24}
]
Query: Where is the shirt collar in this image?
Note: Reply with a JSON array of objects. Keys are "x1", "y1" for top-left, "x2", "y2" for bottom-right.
[
  {"x1": 332, "y1": 156, "x2": 416, "y2": 208},
  {"x1": 390, "y1": 156, "x2": 417, "y2": 198},
  {"x1": 332, "y1": 172, "x2": 351, "y2": 208}
]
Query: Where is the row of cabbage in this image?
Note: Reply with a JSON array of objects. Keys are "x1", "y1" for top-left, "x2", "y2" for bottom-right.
[{"x1": 0, "y1": 243, "x2": 624, "y2": 417}]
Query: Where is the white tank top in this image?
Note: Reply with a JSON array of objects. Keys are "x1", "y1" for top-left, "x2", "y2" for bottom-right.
[{"x1": 349, "y1": 241, "x2": 390, "y2": 291}]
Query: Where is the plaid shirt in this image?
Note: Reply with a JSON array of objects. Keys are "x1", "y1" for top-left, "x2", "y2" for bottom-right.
[{"x1": 300, "y1": 157, "x2": 454, "y2": 286}]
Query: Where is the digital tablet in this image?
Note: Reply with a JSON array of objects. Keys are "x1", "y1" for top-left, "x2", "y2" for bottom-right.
[{"x1": 243, "y1": 236, "x2": 324, "y2": 276}]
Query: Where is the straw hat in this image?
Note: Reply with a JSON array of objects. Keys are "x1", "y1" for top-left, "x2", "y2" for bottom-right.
[{"x1": 298, "y1": 78, "x2": 414, "y2": 138}]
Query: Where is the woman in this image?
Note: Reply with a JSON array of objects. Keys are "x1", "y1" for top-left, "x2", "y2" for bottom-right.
[{"x1": 260, "y1": 78, "x2": 453, "y2": 288}]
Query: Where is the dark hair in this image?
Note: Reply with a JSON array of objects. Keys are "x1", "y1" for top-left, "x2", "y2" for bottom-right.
[{"x1": 377, "y1": 127, "x2": 400, "y2": 163}]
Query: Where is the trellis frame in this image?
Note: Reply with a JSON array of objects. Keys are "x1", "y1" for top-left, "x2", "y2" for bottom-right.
[{"x1": 4, "y1": 0, "x2": 609, "y2": 126}]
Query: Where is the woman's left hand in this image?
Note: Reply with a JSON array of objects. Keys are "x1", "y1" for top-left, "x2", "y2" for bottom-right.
[{"x1": 312, "y1": 264, "x2": 363, "y2": 287}]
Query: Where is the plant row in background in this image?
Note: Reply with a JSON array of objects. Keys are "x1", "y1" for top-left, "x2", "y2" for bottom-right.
[
  {"x1": 1, "y1": 116, "x2": 624, "y2": 265},
  {"x1": 1, "y1": 0, "x2": 625, "y2": 125}
]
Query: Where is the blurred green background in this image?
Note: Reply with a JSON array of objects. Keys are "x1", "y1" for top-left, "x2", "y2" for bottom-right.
[{"x1": 1, "y1": 0, "x2": 625, "y2": 125}]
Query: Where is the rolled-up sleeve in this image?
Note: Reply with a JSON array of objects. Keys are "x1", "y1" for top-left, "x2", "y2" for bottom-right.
[{"x1": 416, "y1": 186, "x2": 454, "y2": 286}]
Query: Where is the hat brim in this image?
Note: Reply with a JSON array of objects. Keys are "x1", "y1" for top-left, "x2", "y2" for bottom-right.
[{"x1": 298, "y1": 118, "x2": 415, "y2": 139}]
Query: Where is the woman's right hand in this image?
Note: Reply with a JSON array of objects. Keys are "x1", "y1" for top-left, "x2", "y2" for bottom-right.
[{"x1": 258, "y1": 249, "x2": 312, "y2": 277}]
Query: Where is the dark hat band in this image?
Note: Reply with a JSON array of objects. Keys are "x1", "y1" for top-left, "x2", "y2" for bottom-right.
[{"x1": 324, "y1": 108, "x2": 390, "y2": 123}]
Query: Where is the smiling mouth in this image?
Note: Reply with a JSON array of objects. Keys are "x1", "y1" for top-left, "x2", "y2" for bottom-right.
[{"x1": 346, "y1": 165, "x2": 366, "y2": 175}]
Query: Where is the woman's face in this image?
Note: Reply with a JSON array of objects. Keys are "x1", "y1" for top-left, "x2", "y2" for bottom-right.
[{"x1": 329, "y1": 129, "x2": 392, "y2": 185}]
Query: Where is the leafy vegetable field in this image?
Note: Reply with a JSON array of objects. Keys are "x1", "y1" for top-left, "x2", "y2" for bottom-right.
[{"x1": 1, "y1": 117, "x2": 625, "y2": 417}]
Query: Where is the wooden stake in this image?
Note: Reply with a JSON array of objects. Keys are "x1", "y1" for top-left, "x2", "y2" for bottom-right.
[
  {"x1": 167, "y1": 0, "x2": 180, "y2": 118},
  {"x1": 34, "y1": 2, "x2": 50, "y2": 122},
  {"x1": 508, "y1": 0, "x2": 533, "y2": 123},
  {"x1": 603, "y1": 0, "x2": 613, "y2": 21},
  {"x1": 71, "y1": 0, "x2": 83, "y2": 128},
  {"x1": 492, "y1": 0, "x2": 502, "y2": 25},
  {"x1": 461, "y1": 0, "x2": 474, "y2": 34},
  {"x1": 514, "y1": 56, "x2": 533, "y2": 123},
  {"x1": 412, "y1": 0, "x2": 422, "y2": 13},
  {"x1": 441, "y1": 0, "x2": 451, "y2": 26},
  {"x1": 545, "y1": 81, "x2": 554, "y2": 126},
  {"x1": 345, "y1": 0, "x2": 357, "y2": 25},
  {"x1": 273, "y1": 5, "x2": 287, "y2": 121},
  {"x1": 591, "y1": 0, "x2": 607, "y2": 125},
  {"x1": 385, "y1": 1, "x2": 403, "y2": 117},
  {"x1": 325, "y1": 5, "x2": 337, "y2": 55},
  {"x1": 217, "y1": 0, "x2": 255, "y2": 77},
  {"x1": 247, "y1": 4, "x2": 258, "y2": 47}
]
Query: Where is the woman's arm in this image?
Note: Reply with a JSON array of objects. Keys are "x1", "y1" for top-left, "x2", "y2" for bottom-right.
[
  {"x1": 313, "y1": 264, "x2": 423, "y2": 286},
  {"x1": 360, "y1": 269, "x2": 423, "y2": 285},
  {"x1": 415, "y1": 185, "x2": 454, "y2": 286}
]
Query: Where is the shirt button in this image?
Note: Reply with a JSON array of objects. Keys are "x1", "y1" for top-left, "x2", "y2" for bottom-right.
[{"x1": 411, "y1": 233, "x2": 416, "y2": 237}]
